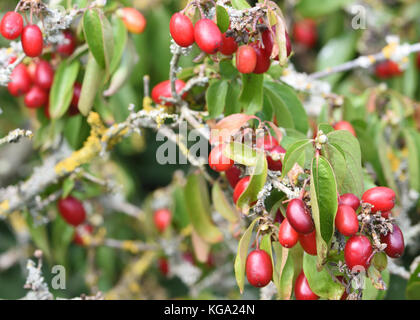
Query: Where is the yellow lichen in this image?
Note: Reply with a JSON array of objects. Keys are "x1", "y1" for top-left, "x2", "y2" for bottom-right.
[
  {"x1": 0, "y1": 200, "x2": 9, "y2": 216},
  {"x1": 122, "y1": 240, "x2": 140, "y2": 254}
]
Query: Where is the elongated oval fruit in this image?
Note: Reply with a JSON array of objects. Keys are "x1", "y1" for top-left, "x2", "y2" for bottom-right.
[
  {"x1": 286, "y1": 198, "x2": 314, "y2": 234},
  {"x1": 262, "y1": 27, "x2": 292, "y2": 59},
  {"x1": 381, "y1": 224, "x2": 404, "y2": 258},
  {"x1": 58, "y1": 196, "x2": 86, "y2": 226},
  {"x1": 267, "y1": 145, "x2": 286, "y2": 171},
  {"x1": 245, "y1": 249, "x2": 272, "y2": 288},
  {"x1": 293, "y1": 19, "x2": 317, "y2": 48},
  {"x1": 21, "y1": 25, "x2": 43, "y2": 57},
  {"x1": 278, "y1": 218, "x2": 299, "y2": 248},
  {"x1": 69, "y1": 82, "x2": 82, "y2": 116},
  {"x1": 294, "y1": 271, "x2": 319, "y2": 300},
  {"x1": 34, "y1": 60, "x2": 54, "y2": 90},
  {"x1": 236, "y1": 45, "x2": 257, "y2": 74},
  {"x1": 24, "y1": 85, "x2": 48, "y2": 109},
  {"x1": 208, "y1": 144, "x2": 233, "y2": 172},
  {"x1": 0, "y1": 12, "x2": 24, "y2": 40},
  {"x1": 219, "y1": 32, "x2": 238, "y2": 55},
  {"x1": 333, "y1": 121, "x2": 356, "y2": 137},
  {"x1": 339, "y1": 193, "x2": 360, "y2": 211},
  {"x1": 335, "y1": 205, "x2": 359, "y2": 237},
  {"x1": 154, "y1": 208, "x2": 172, "y2": 233},
  {"x1": 57, "y1": 30, "x2": 76, "y2": 56},
  {"x1": 344, "y1": 235, "x2": 373, "y2": 271},
  {"x1": 120, "y1": 7, "x2": 146, "y2": 34},
  {"x1": 250, "y1": 42, "x2": 271, "y2": 74},
  {"x1": 7, "y1": 63, "x2": 32, "y2": 96},
  {"x1": 225, "y1": 165, "x2": 241, "y2": 188},
  {"x1": 194, "y1": 19, "x2": 222, "y2": 54},
  {"x1": 151, "y1": 79, "x2": 186, "y2": 106},
  {"x1": 233, "y1": 176, "x2": 251, "y2": 204},
  {"x1": 170, "y1": 13, "x2": 194, "y2": 47},
  {"x1": 375, "y1": 60, "x2": 402, "y2": 79},
  {"x1": 298, "y1": 230, "x2": 317, "y2": 255},
  {"x1": 361, "y1": 186, "x2": 396, "y2": 213}
]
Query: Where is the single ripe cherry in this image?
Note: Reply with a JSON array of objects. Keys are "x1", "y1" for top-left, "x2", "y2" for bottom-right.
[
  {"x1": 7, "y1": 63, "x2": 32, "y2": 96},
  {"x1": 34, "y1": 60, "x2": 54, "y2": 90},
  {"x1": 225, "y1": 165, "x2": 241, "y2": 188},
  {"x1": 208, "y1": 144, "x2": 234, "y2": 172},
  {"x1": 169, "y1": 13, "x2": 194, "y2": 47},
  {"x1": 236, "y1": 45, "x2": 257, "y2": 74},
  {"x1": 333, "y1": 121, "x2": 356, "y2": 137},
  {"x1": 0, "y1": 12, "x2": 24, "y2": 40},
  {"x1": 21, "y1": 25, "x2": 43, "y2": 57},
  {"x1": 233, "y1": 176, "x2": 251, "y2": 205},
  {"x1": 293, "y1": 19, "x2": 317, "y2": 48},
  {"x1": 73, "y1": 224, "x2": 93, "y2": 246},
  {"x1": 245, "y1": 249, "x2": 273, "y2": 288},
  {"x1": 339, "y1": 193, "x2": 360, "y2": 211},
  {"x1": 69, "y1": 82, "x2": 82, "y2": 116},
  {"x1": 335, "y1": 205, "x2": 359, "y2": 237},
  {"x1": 278, "y1": 218, "x2": 299, "y2": 248},
  {"x1": 286, "y1": 198, "x2": 314, "y2": 234},
  {"x1": 58, "y1": 196, "x2": 86, "y2": 227},
  {"x1": 250, "y1": 42, "x2": 271, "y2": 74},
  {"x1": 153, "y1": 208, "x2": 172, "y2": 233},
  {"x1": 151, "y1": 79, "x2": 186, "y2": 106},
  {"x1": 267, "y1": 145, "x2": 286, "y2": 171},
  {"x1": 361, "y1": 186, "x2": 396, "y2": 213},
  {"x1": 294, "y1": 271, "x2": 319, "y2": 300},
  {"x1": 119, "y1": 7, "x2": 146, "y2": 34},
  {"x1": 194, "y1": 19, "x2": 222, "y2": 54},
  {"x1": 375, "y1": 60, "x2": 401, "y2": 79},
  {"x1": 298, "y1": 230, "x2": 317, "y2": 256},
  {"x1": 344, "y1": 235, "x2": 373, "y2": 271},
  {"x1": 219, "y1": 32, "x2": 238, "y2": 55},
  {"x1": 57, "y1": 30, "x2": 76, "y2": 56},
  {"x1": 158, "y1": 257, "x2": 170, "y2": 276},
  {"x1": 24, "y1": 85, "x2": 48, "y2": 109},
  {"x1": 381, "y1": 224, "x2": 404, "y2": 258}
]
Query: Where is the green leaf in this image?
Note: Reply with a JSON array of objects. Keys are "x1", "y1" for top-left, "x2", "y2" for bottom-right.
[
  {"x1": 64, "y1": 114, "x2": 90, "y2": 149},
  {"x1": 212, "y1": 181, "x2": 240, "y2": 223},
  {"x1": 172, "y1": 186, "x2": 190, "y2": 229},
  {"x1": 281, "y1": 139, "x2": 313, "y2": 178},
  {"x1": 376, "y1": 126, "x2": 398, "y2": 196},
  {"x1": 62, "y1": 178, "x2": 75, "y2": 198},
  {"x1": 49, "y1": 60, "x2": 80, "y2": 119},
  {"x1": 279, "y1": 249, "x2": 296, "y2": 299},
  {"x1": 225, "y1": 81, "x2": 242, "y2": 115},
  {"x1": 231, "y1": 0, "x2": 251, "y2": 10},
  {"x1": 225, "y1": 142, "x2": 258, "y2": 166},
  {"x1": 403, "y1": 128, "x2": 420, "y2": 192},
  {"x1": 216, "y1": 5, "x2": 230, "y2": 33},
  {"x1": 24, "y1": 211, "x2": 52, "y2": 262},
  {"x1": 239, "y1": 73, "x2": 264, "y2": 115},
  {"x1": 52, "y1": 214, "x2": 75, "y2": 265},
  {"x1": 184, "y1": 173, "x2": 223, "y2": 244},
  {"x1": 234, "y1": 217, "x2": 261, "y2": 293},
  {"x1": 402, "y1": 53, "x2": 418, "y2": 98},
  {"x1": 109, "y1": 16, "x2": 127, "y2": 74},
  {"x1": 406, "y1": 263, "x2": 420, "y2": 299},
  {"x1": 206, "y1": 80, "x2": 229, "y2": 118},
  {"x1": 219, "y1": 60, "x2": 238, "y2": 80},
  {"x1": 297, "y1": 0, "x2": 354, "y2": 18}
]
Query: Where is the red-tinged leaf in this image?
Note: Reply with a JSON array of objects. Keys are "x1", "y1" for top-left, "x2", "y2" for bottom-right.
[
  {"x1": 265, "y1": 121, "x2": 283, "y2": 144},
  {"x1": 191, "y1": 230, "x2": 211, "y2": 263},
  {"x1": 210, "y1": 113, "x2": 259, "y2": 145}
]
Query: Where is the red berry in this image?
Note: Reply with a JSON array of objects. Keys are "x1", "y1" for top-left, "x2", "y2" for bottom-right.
[
  {"x1": 154, "y1": 208, "x2": 172, "y2": 233},
  {"x1": 151, "y1": 79, "x2": 186, "y2": 106},
  {"x1": 381, "y1": 224, "x2": 404, "y2": 258},
  {"x1": 339, "y1": 193, "x2": 360, "y2": 211},
  {"x1": 34, "y1": 60, "x2": 54, "y2": 90},
  {"x1": 1, "y1": 12, "x2": 23, "y2": 40},
  {"x1": 236, "y1": 45, "x2": 257, "y2": 74},
  {"x1": 256, "y1": 135, "x2": 279, "y2": 151},
  {"x1": 274, "y1": 209, "x2": 285, "y2": 224},
  {"x1": 58, "y1": 196, "x2": 86, "y2": 227},
  {"x1": 7, "y1": 63, "x2": 31, "y2": 96},
  {"x1": 381, "y1": 211, "x2": 391, "y2": 219},
  {"x1": 183, "y1": 252, "x2": 195, "y2": 264},
  {"x1": 333, "y1": 121, "x2": 356, "y2": 137},
  {"x1": 69, "y1": 82, "x2": 82, "y2": 116},
  {"x1": 73, "y1": 224, "x2": 93, "y2": 246},
  {"x1": 344, "y1": 235, "x2": 373, "y2": 271},
  {"x1": 24, "y1": 85, "x2": 48, "y2": 109},
  {"x1": 263, "y1": 27, "x2": 292, "y2": 59},
  {"x1": 158, "y1": 257, "x2": 170, "y2": 276},
  {"x1": 293, "y1": 19, "x2": 317, "y2": 48},
  {"x1": 335, "y1": 205, "x2": 359, "y2": 237},
  {"x1": 245, "y1": 249, "x2": 273, "y2": 288},
  {"x1": 169, "y1": 13, "x2": 194, "y2": 47},
  {"x1": 219, "y1": 32, "x2": 238, "y2": 55},
  {"x1": 250, "y1": 42, "x2": 271, "y2": 74},
  {"x1": 233, "y1": 176, "x2": 251, "y2": 205},
  {"x1": 225, "y1": 165, "x2": 241, "y2": 188},
  {"x1": 361, "y1": 186, "x2": 396, "y2": 213},
  {"x1": 294, "y1": 271, "x2": 319, "y2": 300},
  {"x1": 21, "y1": 25, "x2": 43, "y2": 57},
  {"x1": 120, "y1": 8, "x2": 146, "y2": 34},
  {"x1": 194, "y1": 19, "x2": 222, "y2": 54},
  {"x1": 298, "y1": 230, "x2": 317, "y2": 256},
  {"x1": 278, "y1": 218, "x2": 299, "y2": 248},
  {"x1": 286, "y1": 198, "x2": 314, "y2": 234},
  {"x1": 208, "y1": 144, "x2": 234, "y2": 172},
  {"x1": 375, "y1": 60, "x2": 402, "y2": 79},
  {"x1": 267, "y1": 145, "x2": 286, "y2": 171},
  {"x1": 57, "y1": 31, "x2": 76, "y2": 56}
]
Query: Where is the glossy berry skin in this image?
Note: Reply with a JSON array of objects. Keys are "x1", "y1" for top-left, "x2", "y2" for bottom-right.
[
  {"x1": 69, "y1": 82, "x2": 82, "y2": 116},
  {"x1": 333, "y1": 121, "x2": 356, "y2": 137},
  {"x1": 298, "y1": 230, "x2": 317, "y2": 256},
  {"x1": 7, "y1": 63, "x2": 31, "y2": 96},
  {"x1": 57, "y1": 31, "x2": 76, "y2": 56},
  {"x1": 236, "y1": 45, "x2": 257, "y2": 74},
  {"x1": 286, "y1": 198, "x2": 314, "y2": 234},
  {"x1": 194, "y1": 19, "x2": 222, "y2": 54},
  {"x1": 154, "y1": 208, "x2": 172, "y2": 233},
  {"x1": 233, "y1": 176, "x2": 251, "y2": 205},
  {"x1": 294, "y1": 271, "x2": 319, "y2": 300},
  {"x1": 0, "y1": 12, "x2": 24, "y2": 40},
  {"x1": 219, "y1": 32, "x2": 238, "y2": 55},
  {"x1": 169, "y1": 13, "x2": 194, "y2": 47},
  {"x1": 151, "y1": 79, "x2": 186, "y2": 106},
  {"x1": 58, "y1": 196, "x2": 86, "y2": 227},
  {"x1": 375, "y1": 60, "x2": 401, "y2": 79},
  {"x1": 267, "y1": 145, "x2": 286, "y2": 171},
  {"x1": 21, "y1": 25, "x2": 43, "y2": 57},
  {"x1": 293, "y1": 19, "x2": 317, "y2": 48},
  {"x1": 250, "y1": 42, "x2": 271, "y2": 74},
  {"x1": 361, "y1": 186, "x2": 396, "y2": 213},
  {"x1": 158, "y1": 257, "x2": 170, "y2": 276},
  {"x1": 262, "y1": 27, "x2": 292, "y2": 59},
  {"x1": 73, "y1": 224, "x2": 93, "y2": 246},
  {"x1": 335, "y1": 205, "x2": 359, "y2": 237},
  {"x1": 278, "y1": 218, "x2": 299, "y2": 248},
  {"x1": 208, "y1": 144, "x2": 234, "y2": 172},
  {"x1": 381, "y1": 224, "x2": 404, "y2": 258},
  {"x1": 225, "y1": 165, "x2": 241, "y2": 188},
  {"x1": 381, "y1": 211, "x2": 391, "y2": 219},
  {"x1": 245, "y1": 249, "x2": 273, "y2": 288},
  {"x1": 120, "y1": 8, "x2": 146, "y2": 34},
  {"x1": 344, "y1": 235, "x2": 373, "y2": 271},
  {"x1": 24, "y1": 86, "x2": 48, "y2": 109},
  {"x1": 34, "y1": 60, "x2": 54, "y2": 90},
  {"x1": 339, "y1": 193, "x2": 360, "y2": 211}
]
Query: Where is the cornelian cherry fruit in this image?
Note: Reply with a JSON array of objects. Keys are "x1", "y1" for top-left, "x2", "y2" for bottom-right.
[
  {"x1": 169, "y1": 13, "x2": 194, "y2": 47},
  {"x1": 299, "y1": 230, "x2": 317, "y2": 256},
  {"x1": 293, "y1": 19, "x2": 317, "y2": 48},
  {"x1": 219, "y1": 32, "x2": 238, "y2": 55},
  {"x1": 361, "y1": 186, "x2": 396, "y2": 213},
  {"x1": 294, "y1": 271, "x2": 319, "y2": 300},
  {"x1": 154, "y1": 208, "x2": 172, "y2": 233},
  {"x1": 208, "y1": 144, "x2": 234, "y2": 172},
  {"x1": 120, "y1": 8, "x2": 146, "y2": 34},
  {"x1": 250, "y1": 42, "x2": 271, "y2": 74},
  {"x1": 158, "y1": 257, "x2": 170, "y2": 276},
  {"x1": 233, "y1": 176, "x2": 252, "y2": 205},
  {"x1": 21, "y1": 25, "x2": 43, "y2": 57},
  {"x1": 0, "y1": 12, "x2": 24, "y2": 40},
  {"x1": 34, "y1": 60, "x2": 54, "y2": 90},
  {"x1": 24, "y1": 85, "x2": 48, "y2": 109},
  {"x1": 58, "y1": 196, "x2": 86, "y2": 227},
  {"x1": 267, "y1": 145, "x2": 286, "y2": 171},
  {"x1": 151, "y1": 79, "x2": 187, "y2": 106},
  {"x1": 381, "y1": 224, "x2": 404, "y2": 258},
  {"x1": 7, "y1": 63, "x2": 32, "y2": 96},
  {"x1": 333, "y1": 121, "x2": 356, "y2": 137},
  {"x1": 69, "y1": 82, "x2": 82, "y2": 116},
  {"x1": 344, "y1": 235, "x2": 373, "y2": 271},
  {"x1": 194, "y1": 19, "x2": 222, "y2": 54},
  {"x1": 278, "y1": 218, "x2": 299, "y2": 248},
  {"x1": 335, "y1": 205, "x2": 359, "y2": 237},
  {"x1": 339, "y1": 193, "x2": 360, "y2": 211},
  {"x1": 225, "y1": 165, "x2": 241, "y2": 188},
  {"x1": 286, "y1": 198, "x2": 314, "y2": 234},
  {"x1": 236, "y1": 45, "x2": 257, "y2": 74},
  {"x1": 57, "y1": 31, "x2": 76, "y2": 56},
  {"x1": 245, "y1": 249, "x2": 273, "y2": 288}
]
